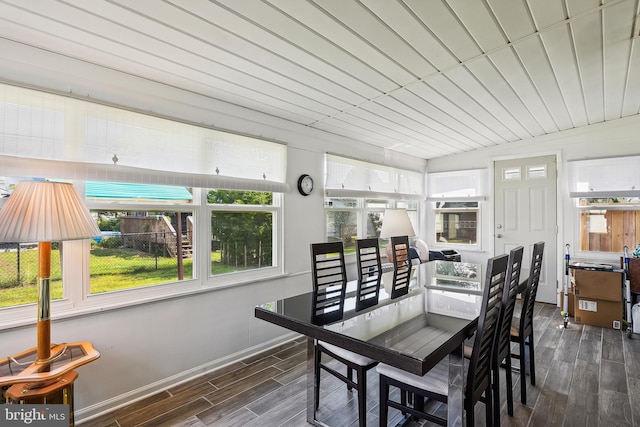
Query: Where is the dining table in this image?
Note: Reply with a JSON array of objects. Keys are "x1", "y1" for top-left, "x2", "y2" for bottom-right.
[{"x1": 254, "y1": 261, "x2": 483, "y2": 427}]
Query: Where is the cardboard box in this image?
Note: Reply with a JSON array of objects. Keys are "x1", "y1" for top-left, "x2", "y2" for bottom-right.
[
  {"x1": 573, "y1": 269, "x2": 622, "y2": 302},
  {"x1": 574, "y1": 298, "x2": 622, "y2": 329},
  {"x1": 558, "y1": 288, "x2": 575, "y2": 316}
]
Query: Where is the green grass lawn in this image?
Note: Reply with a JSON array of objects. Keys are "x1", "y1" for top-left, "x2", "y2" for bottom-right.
[{"x1": 0, "y1": 248, "x2": 257, "y2": 308}]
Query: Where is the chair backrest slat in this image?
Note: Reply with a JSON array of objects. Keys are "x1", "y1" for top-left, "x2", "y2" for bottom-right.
[
  {"x1": 390, "y1": 235, "x2": 411, "y2": 299},
  {"x1": 496, "y1": 246, "x2": 524, "y2": 362},
  {"x1": 520, "y1": 242, "x2": 545, "y2": 336},
  {"x1": 467, "y1": 253, "x2": 508, "y2": 405},
  {"x1": 310, "y1": 242, "x2": 348, "y2": 325},
  {"x1": 355, "y1": 238, "x2": 382, "y2": 311}
]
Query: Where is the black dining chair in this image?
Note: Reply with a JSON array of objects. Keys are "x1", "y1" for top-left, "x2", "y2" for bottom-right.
[
  {"x1": 389, "y1": 235, "x2": 412, "y2": 299},
  {"x1": 510, "y1": 241, "x2": 545, "y2": 405},
  {"x1": 310, "y1": 242, "x2": 377, "y2": 427},
  {"x1": 377, "y1": 253, "x2": 509, "y2": 427},
  {"x1": 355, "y1": 238, "x2": 382, "y2": 312},
  {"x1": 461, "y1": 247, "x2": 523, "y2": 425},
  {"x1": 492, "y1": 246, "x2": 524, "y2": 423}
]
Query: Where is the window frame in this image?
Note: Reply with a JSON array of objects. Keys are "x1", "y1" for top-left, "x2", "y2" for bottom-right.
[
  {"x1": 431, "y1": 200, "x2": 481, "y2": 248},
  {"x1": 426, "y1": 169, "x2": 487, "y2": 251},
  {"x1": 574, "y1": 197, "x2": 640, "y2": 256},
  {"x1": 207, "y1": 191, "x2": 283, "y2": 285},
  {"x1": 324, "y1": 197, "x2": 419, "y2": 259}
]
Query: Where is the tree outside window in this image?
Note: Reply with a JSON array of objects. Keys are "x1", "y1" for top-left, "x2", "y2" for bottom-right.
[{"x1": 209, "y1": 190, "x2": 274, "y2": 274}]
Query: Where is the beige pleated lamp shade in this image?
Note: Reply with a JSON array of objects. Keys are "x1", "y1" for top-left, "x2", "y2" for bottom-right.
[
  {"x1": 0, "y1": 180, "x2": 101, "y2": 242},
  {"x1": 379, "y1": 208, "x2": 415, "y2": 239}
]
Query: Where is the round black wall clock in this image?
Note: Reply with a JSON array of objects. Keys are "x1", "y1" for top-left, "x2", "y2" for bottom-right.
[{"x1": 297, "y1": 174, "x2": 314, "y2": 196}]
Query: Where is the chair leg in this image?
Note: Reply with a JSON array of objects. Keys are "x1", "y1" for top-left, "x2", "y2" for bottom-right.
[
  {"x1": 356, "y1": 367, "x2": 367, "y2": 427},
  {"x1": 466, "y1": 406, "x2": 475, "y2": 427},
  {"x1": 485, "y1": 385, "x2": 493, "y2": 427},
  {"x1": 347, "y1": 367, "x2": 353, "y2": 391},
  {"x1": 379, "y1": 376, "x2": 389, "y2": 426},
  {"x1": 492, "y1": 360, "x2": 500, "y2": 426},
  {"x1": 519, "y1": 339, "x2": 527, "y2": 404},
  {"x1": 504, "y1": 354, "x2": 514, "y2": 416},
  {"x1": 528, "y1": 333, "x2": 536, "y2": 386},
  {"x1": 314, "y1": 346, "x2": 321, "y2": 410}
]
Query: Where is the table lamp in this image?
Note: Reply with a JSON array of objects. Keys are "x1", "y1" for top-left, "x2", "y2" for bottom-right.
[
  {"x1": 380, "y1": 208, "x2": 415, "y2": 244},
  {"x1": 0, "y1": 180, "x2": 101, "y2": 363},
  {"x1": 379, "y1": 209, "x2": 416, "y2": 294}
]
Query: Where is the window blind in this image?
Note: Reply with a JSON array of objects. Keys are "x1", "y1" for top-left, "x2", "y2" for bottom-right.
[
  {"x1": 0, "y1": 83, "x2": 289, "y2": 192},
  {"x1": 426, "y1": 169, "x2": 487, "y2": 201},
  {"x1": 568, "y1": 156, "x2": 640, "y2": 198},
  {"x1": 324, "y1": 154, "x2": 424, "y2": 200}
]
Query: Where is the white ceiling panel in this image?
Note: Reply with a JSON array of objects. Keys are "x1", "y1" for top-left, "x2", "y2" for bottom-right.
[
  {"x1": 447, "y1": 0, "x2": 506, "y2": 52},
  {"x1": 528, "y1": 0, "x2": 568, "y2": 30},
  {"x1": 466, "y1": 56, "x2": 543, "y2": 137},
  {"x1": 389, "y1": 88, "x2": 489, "y2": 150},
  {"x1": 567, "y1": 0, "x2": 603, "y2": 17},
  {"x1": 0, "y1": 0, "x2": 637, "y2": 160},
  {"x1": 311, "y1": 0, "x2": 434, "y2": 81},
  {"x1": 572, "y1": 11, "x2": 606, "y2": 123},
  {"x1": 403, "y1": 0, "x2": 483, "y2": 62},
  {"x1": 603, "y1": 0, "x2": 636, "y2": 120},
  {"x1": 418, "y1": 75, "x2": 501, "y2": 145},
  {"x1": 489, "y1": 47, "x2": 558, "y2": 134},
  {"x1": 513, "y1": 36, "x2": 574, "y2": 130},
  {"x1": 622, "y1": 40, "x2": 640, "y2": 116},
  {"x1": 540, "y1": 24, "x2": 589, "y2": 127},
  {"x1": 362, "y1": 98, "x2": 476, "y2": 150},
  {"x1": 487, "y1": 0, "x2": 536, "y2": 42},
  {"x1": 360, "y1": 0, "x2": 459, "y2": 71},
  {"x1": 444, "y1": 65, "x2": 524, "y2": 141}
]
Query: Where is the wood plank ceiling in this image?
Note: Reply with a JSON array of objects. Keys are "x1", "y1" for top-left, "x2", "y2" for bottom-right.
[{"x1": 0, "y1": 0, "x2": 638, "y2": 160}]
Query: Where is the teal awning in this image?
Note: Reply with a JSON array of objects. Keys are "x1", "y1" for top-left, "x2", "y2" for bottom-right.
[{"x1": 85, "y1": 181, "x2": 193, "y2": 201}]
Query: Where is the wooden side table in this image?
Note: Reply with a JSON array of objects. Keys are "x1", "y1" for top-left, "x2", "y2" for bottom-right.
[{"x1": 5, "y1": 370, "x2": 78, "y2": 427}]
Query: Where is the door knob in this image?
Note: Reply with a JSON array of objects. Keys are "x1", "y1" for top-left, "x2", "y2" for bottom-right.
[{"x1": 497, "y1": 234, "x2": 503, "y2": 238}]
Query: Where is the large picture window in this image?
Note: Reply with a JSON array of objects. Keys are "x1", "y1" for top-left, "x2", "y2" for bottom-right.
[
  {"x1": 324, "y1": 154, "x2": 423, "y2": 254},
  {"x1": 568, "y1": 156, "x2": 640, "y2": 254},
  {"x1": 0, "y1": 82, "x2": 286, "y2": 322},
  {"x1": 325, "y1": 197, "x2": 418, "y2": 253}
]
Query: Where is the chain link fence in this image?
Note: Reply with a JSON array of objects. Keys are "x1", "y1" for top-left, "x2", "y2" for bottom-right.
[
  {"x1": 0, "y1": 243, "x2": 42, "y2": 289},
  {"x1": 90, "y1": 231, "x2": 191, "y2": 278},
  {"x1": 0, "y1": 232, "x2": 192, "y2": 291}
]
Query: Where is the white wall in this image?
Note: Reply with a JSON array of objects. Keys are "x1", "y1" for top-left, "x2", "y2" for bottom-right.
[{"x1": 0, "y1": 40, "x2": 426, "y2": 421}]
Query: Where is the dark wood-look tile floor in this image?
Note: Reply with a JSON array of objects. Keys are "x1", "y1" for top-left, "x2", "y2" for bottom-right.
[{"x1": 80, "y1": 303, "x2": 640, "y2": 427}]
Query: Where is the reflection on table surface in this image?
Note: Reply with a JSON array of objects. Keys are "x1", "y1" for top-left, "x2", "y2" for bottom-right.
[{"x1": 426, "y1": 260, "x2": 483, "y2": 292}]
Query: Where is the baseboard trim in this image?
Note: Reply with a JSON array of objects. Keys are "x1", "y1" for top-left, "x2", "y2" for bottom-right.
[{"x1": 75, "y1": 332, "x2": 300, "y2": 424}]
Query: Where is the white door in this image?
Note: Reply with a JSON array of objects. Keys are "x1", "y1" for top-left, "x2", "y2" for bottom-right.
[{"x1": 494, "y1": 155, "x2": 557, "y2": 304}]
